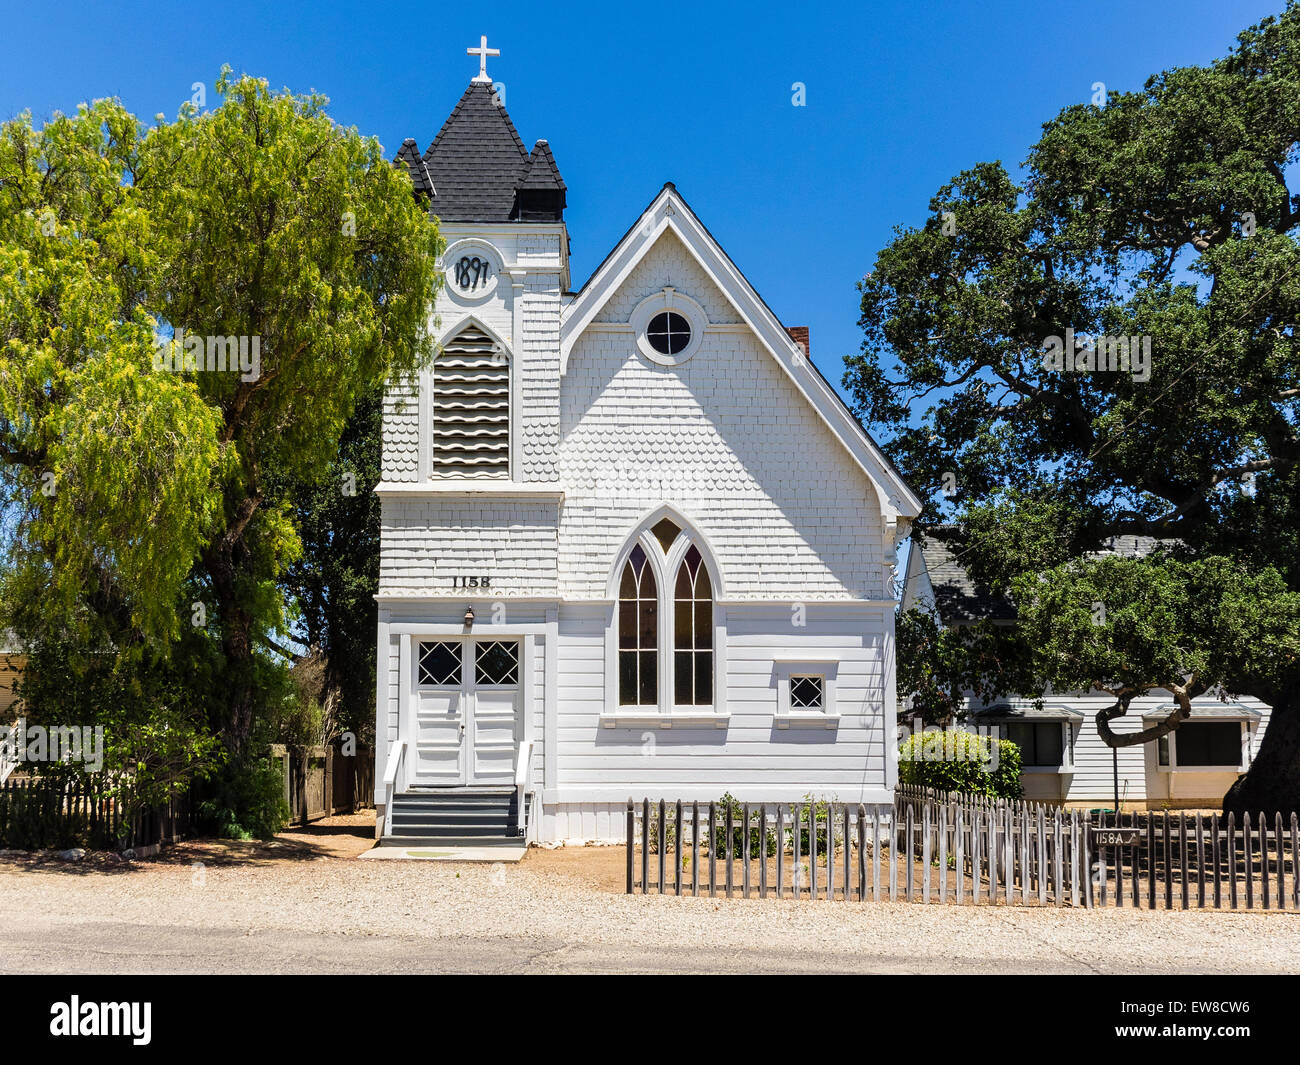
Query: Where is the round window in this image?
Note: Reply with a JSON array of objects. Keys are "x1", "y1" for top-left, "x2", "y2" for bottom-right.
[{"x1": 645, "y1": 311, "x2": 692, "y2": 356}]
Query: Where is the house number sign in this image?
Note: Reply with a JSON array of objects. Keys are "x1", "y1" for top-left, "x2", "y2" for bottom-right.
[
  {"x1": 450, "y1": 574, "x2": 492, "y2": 588},
  {"x1": 1091, "y1": 827, "x2": 1142, "y2": 847}
]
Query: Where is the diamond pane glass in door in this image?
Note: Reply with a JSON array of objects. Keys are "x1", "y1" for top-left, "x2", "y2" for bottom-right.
[
  {"x1": 417, "y1": 641, "x2": 462, "y2": 686},
  {"x1": 475, "y1": 641, "x2": 520, "y2": 685}
]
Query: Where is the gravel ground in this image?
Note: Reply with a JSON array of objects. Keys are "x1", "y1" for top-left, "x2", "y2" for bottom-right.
[{"x1": 1, "y1": 817, "x2": 1297, "y2": 974}]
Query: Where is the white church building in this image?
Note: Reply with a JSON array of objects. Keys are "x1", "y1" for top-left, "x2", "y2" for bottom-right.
[{"x1": 373, "y1": 42, "x2": 921, "y2": 844}]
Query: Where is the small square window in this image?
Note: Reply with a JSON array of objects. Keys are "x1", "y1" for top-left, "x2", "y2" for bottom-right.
[{"x1": 789, "y1": 675, "x2": 824, "y2": 710}]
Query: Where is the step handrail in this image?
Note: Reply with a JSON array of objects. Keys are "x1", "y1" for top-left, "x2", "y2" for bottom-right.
[
  {"x1": 381, "y1": 739, "x2": 406, "y2": 838},
  {"x1": 515, "y1": 738, "x2": 534, "y2": 838},
  {"x1": 0, "y1": 720, "x2": 19, "y2": 785}
]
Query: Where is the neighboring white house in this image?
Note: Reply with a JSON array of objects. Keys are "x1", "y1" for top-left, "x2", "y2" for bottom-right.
[
  {"x1": 900, "y1": 534, "x2": 1272, "y2": 811},
  {"x1": 372, "y1": 49, "x2": 922, "y2": 845}
]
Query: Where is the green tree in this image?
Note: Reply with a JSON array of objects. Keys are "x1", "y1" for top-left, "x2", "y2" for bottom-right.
[
  {"x1": 271, "y1": 388, "x2": 384, "y2": 743},
  {"x1": 0, "y1": 71, "x2": 441, "y2": 782},
  {"x1": 1011, "y1": 554, "x2": 1300, "y2": 748},
  {"x1": 896, "y1": 607, "x2": 1034, "y2": 728},
  {"x1": 847, "y1": 6, "x2": 1300, "y2": 811}
]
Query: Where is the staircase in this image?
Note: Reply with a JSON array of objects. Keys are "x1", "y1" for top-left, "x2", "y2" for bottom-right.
[{"x1": 385, "y1": 788, "x2": 524, "y2": 845}]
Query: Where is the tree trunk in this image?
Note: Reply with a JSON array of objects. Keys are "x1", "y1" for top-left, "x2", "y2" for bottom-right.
[
  {"x1": 1224, "y1": 698, "x2": 1300, "y2": 816},
  {"x1": 204, "y1": 542, "x2": 257, "y2": 761}
]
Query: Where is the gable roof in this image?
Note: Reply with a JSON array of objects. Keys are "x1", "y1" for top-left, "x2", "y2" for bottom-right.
[
  {"x1": 404, "y1": 82, "x2": 566, "y2": 223},
  {"x1": 909, "y1": 530, "x2": 1183, "y2": 626},
  {"x1": 913, "y1": 535, "x2": 1016, "y2": 624},
  {"x1": 560, "y1": 183, "x2": 922, "y2": 523}
]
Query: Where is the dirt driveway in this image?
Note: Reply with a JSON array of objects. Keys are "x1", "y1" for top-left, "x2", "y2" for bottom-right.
[{"x1": 0, "y1": 813, "x2": 1297, "y2": 974}]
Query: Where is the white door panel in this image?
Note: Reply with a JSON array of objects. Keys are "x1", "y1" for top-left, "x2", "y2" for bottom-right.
[
  {"x1": 472, "y1": 688, "x2": 519, "y2": 784},
  {"x1": 411, "y1": 689, "x2": 464, "y2": 785},
  {"x1": 406, "y1": 638, "x2": 520, "y2": 788}
]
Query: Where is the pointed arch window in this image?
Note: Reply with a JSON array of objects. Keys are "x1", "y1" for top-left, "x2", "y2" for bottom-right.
[
  {"x1": 431, "y1": 325, "x2": 510, "y2": 478},
  {"x1": 610, "y1": 516, "x2": 721, "y2": 717},
  {"x1": 674, "y1": 545, "x2": 713, "y2": 705},
  {"x1": 618, "y1": 545, "x2": 658, "y2": 706}
]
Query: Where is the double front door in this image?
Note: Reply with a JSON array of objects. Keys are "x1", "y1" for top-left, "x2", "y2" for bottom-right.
[{"x1": 407, "y1": 638, "x2": 521, "y2": 787}]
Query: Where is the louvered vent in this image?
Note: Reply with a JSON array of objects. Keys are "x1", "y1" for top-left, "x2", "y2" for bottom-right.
[{"x1": 432, "y1": 327, "x2": 509, "y2": 478}]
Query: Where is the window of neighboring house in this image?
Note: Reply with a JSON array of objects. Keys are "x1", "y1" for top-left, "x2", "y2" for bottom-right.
[
  {"x1": 1159, "y1": 721, "x2": 1244, "y2": 768},
  {"x1": 618, "y1": 544, "x2": 657, "y2": 706},
  {"x1": 431, "y1": 326, "x2": 509, "y2": 478},
  {"x1": 1006, "y1": 721, "x2": 1065, "y2": 767}
]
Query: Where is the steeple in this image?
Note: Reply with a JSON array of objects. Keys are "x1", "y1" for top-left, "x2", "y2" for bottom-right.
[
  {"x1": 393, "y1": 83, "x2": 566, "y2": 223},
  {"x1": 391, "y1": 38, "x2": 566, "y2": 223}
]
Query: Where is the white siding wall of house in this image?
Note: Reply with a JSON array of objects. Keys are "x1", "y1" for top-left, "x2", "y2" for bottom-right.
[{"x1": 543, "y1": 603, "x2": 893, "y2": 842}]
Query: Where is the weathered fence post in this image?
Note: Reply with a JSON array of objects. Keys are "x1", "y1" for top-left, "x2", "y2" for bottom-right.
[
  {"x1": 775, "y1": 804, "x2": 784, "y2": 899},
  {"x1": 626, "y1": 799, "x2": 634, "y2": 894},
  {"x1": 675, "y1": 799, "x2": 683, "y2": 897},
  {"x1": 708, "y1": 801, "x2": 717, "y2": 898},
  {"x1": 858, "y1": 805, "x2": 867, "y2": 903},
  {"x1": 692, "y1": 801, "x2": 700, "y2": 897}
]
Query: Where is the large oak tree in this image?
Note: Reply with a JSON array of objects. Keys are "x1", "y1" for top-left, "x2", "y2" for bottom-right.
[{"x1": 848, "y1": 6, "x2": 1300, "y2": 812}]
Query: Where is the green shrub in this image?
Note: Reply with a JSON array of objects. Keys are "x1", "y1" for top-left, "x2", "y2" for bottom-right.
[
  {"x1": 898, "y1": 729, "x2": 1023, "y2": 799},
  {"x1": 195, "y1": 754, "x2": 289, "y2": 840},
  {"x1": 706, "y1": 793, "x2": 779, "y2": 858}
]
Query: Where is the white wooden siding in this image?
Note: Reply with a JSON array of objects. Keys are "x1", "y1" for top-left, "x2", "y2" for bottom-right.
[{"x1": 549, "y1": 603, "x2": 893, "y2": 804}]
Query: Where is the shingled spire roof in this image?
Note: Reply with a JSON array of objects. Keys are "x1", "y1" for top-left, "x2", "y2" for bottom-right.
[
  {"x1": 400, "y1": 81, "x2": 565, "y2": 223},
  {"x1": 515, "y1": 139, "x2": 567, "y2": 220},
  {"x1": 392, "y1": 138, "x2": 435, "y2": 199}
]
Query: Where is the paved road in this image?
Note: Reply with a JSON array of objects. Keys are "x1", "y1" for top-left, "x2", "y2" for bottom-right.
[
  {"x1": 0, "y1": 919, "x2": 1122, "y2": 975},
  {"x1": 1, "y1": 828, "x2": 1297, "y2": 975}
]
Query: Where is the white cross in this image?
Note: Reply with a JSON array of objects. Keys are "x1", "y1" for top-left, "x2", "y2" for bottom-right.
[{"x1": 467, "y1": 35, "x2": 499, "y2": 83}]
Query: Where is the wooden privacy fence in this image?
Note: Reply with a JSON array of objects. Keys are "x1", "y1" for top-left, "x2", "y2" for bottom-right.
[
  {"x1": 626, "y1": 787, "x2": 1300, "y2": 910},
  {"x1": 271, "y1": 742, "x2": 373, "y2": 827},
  {"x1": 0, "y1": 774, "x2": 193, "y2": 851}
]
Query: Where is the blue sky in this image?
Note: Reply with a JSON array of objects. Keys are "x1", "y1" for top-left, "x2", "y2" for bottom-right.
[{"x1": 0, "y1": 0, "x2": 1280, "y2": 406}]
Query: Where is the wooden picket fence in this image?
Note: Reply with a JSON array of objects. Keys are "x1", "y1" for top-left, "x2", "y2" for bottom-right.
[
  {"x1": 625, "y1": 785, "x2": 1300, "y2": 910},
  {"x1": 0, "y1": 774, "x2": 193, "y2": 851}
]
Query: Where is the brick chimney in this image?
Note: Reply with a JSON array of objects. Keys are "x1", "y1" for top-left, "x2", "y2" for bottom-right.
[{"x1": 785, "y1": 326, "x2": 810, "y2": 358}]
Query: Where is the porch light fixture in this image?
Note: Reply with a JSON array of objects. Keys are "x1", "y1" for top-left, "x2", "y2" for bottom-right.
[{"x1": 464, "y1": 606, "x2": 475, "y2": 629}]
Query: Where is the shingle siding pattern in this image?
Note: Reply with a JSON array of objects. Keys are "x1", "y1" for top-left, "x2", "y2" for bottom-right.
[
  {"x1": 559, "y1": 324, "x2": 886, "y2": 600},
  {"x1": 382, "y1": 376, "x2": 420, "y2": 481},
  {"x1": 379, "y1": 498, "x2": 560, "y2": 597},
  {"x1": 594, "y1": 231, "x2": 741, "y2": 325},
  {"x1": 519, "y1": 273, "x2": 561, "y2": 481}
]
